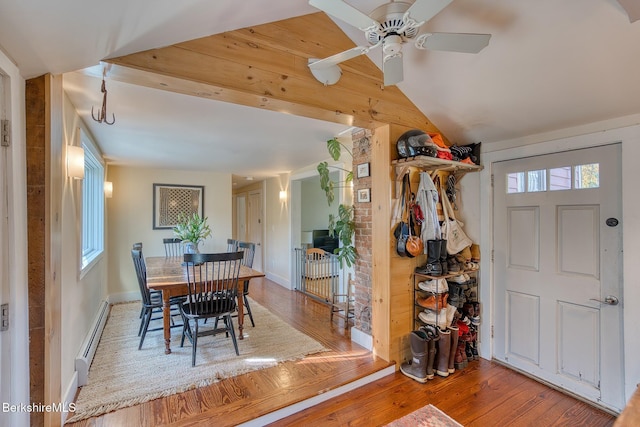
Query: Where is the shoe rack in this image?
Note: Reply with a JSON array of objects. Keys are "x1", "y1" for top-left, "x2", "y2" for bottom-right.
[{"x1": 393, "y1": 154, "x2": 483, "y2": 377}]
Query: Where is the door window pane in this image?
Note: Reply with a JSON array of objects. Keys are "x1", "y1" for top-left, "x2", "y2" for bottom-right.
[
  {"x1": 527, "y1": 169, "x2": 547, "y2": 192},
  {"x1": 550, "y1": 167, "x2": 572, "y2": 191},
  {"x1": 575, "y1": 163, "x2": 599, "y2": 189},
  {"x1": 507, "y1": 172, "x2": 525, "y2": 193}
]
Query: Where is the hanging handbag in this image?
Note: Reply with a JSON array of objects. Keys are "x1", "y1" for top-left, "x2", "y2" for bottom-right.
[
  {"x1": 404, "y1": 175, "x2": 424, "y2": 257},
  {"x1": 440, "y1": 186, "x2": 473, "y2": 255}
]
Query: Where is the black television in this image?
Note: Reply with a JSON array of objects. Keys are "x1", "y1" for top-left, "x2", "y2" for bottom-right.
[{"x1": 312, "y1": 229, "x2": 339, "y2": 253}]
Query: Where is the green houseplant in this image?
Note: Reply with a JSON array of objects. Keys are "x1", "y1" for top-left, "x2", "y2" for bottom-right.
[
  {"x1": 317, "y1": 137, "x2": 357, "y2": 267},
  {"x1": 173, "y1": 212, "x2": 212, "y2": 253}
]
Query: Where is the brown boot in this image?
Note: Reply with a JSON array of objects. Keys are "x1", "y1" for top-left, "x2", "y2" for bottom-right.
[
  {"x1": 422, "y1": 325, "x2": 439, "y2": 380},
  {"x1": 435, "y1": 328, "x2": 451, "y2": 377},
  {"x1": 454, "y1": 341, "x2": 468, "y2": 370},
  {"x1": 447, "y1": 325, "x2": 459, "y2": 374},
  {"x1": 400, "y1": 330, "x2": 429, "y2": 383}
]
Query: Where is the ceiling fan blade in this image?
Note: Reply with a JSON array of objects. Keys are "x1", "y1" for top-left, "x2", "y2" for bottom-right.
[
  {"x1": 405, "y1": 0, "x2": 453, "y2": 24},
  {"x1": 309, "y1": 42, "x2": 381, "y2": 69},
  {"x1": 309, "y1": 0, "x2": 379, "y2": 31},
  {"x1": 617, "y1": 0, "x2": 640, "y2": 22},
  {"x1": 415, "y1": 32, "x2": 491, "y2": 53},
  {"x1": 383, "y1": 54, "x2": 404, "y2": 86}
]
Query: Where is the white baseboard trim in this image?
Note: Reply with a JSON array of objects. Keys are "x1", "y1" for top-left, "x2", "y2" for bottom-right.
[
  {"x1": 265, "y1": 272, "x2": 291, "y2": 290},
  {"x1": 350, "y1": 327, "x2": 373, "y2": 351},
  {"x1": 237, "y1": 364, "x2": 395, "y2": 427}
]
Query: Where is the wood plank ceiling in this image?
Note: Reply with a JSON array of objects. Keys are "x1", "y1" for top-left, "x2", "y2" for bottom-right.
[{"x1": 107, "y1": 12, "x2": 443, "y2": 137}]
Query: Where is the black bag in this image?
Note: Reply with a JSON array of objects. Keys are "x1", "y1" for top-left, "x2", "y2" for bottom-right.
[{"x1": 394, "y1": 174, "x2": 410, "y2": 257}]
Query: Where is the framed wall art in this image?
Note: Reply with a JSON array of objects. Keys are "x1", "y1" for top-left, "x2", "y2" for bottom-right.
[
  {"x1": 153, "y1": 183, "x2": 204, "y2": 229},
  {"x1": 357, "y1": 162, "x2": 370, "y2": 178},
  {"x1": 357, "y1": 188, "x2": 371, "y2": 203}
]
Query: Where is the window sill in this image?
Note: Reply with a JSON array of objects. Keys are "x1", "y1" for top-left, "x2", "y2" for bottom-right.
[{"x1": 80, "y1": 250, "x2": 104, "y2": 280}]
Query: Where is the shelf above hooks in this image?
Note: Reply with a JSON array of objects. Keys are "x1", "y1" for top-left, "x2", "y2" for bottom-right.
[{"x1": 392, "y1": 156, "x2": 483, "y2": 174}]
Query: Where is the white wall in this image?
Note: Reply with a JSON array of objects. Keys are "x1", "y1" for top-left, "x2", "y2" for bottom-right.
[
  {"x1": 0, "y1": 47, "x2": 30, "y2": 427},
  {"x1": 60, "y1": 93, "x2": 109, "y2": 410},
  {"x1": 468, "y1": 122, "x2": 640, "y2": 408},
  {"x1": 264, "y1": 174, "x2": 291, "y2": 288},
  {"x1": 106, "y1": 166, "x2": 232, "y2": 299},
  {"x1": 301, "y1": 172, "x2": 337, "y2": 232}
]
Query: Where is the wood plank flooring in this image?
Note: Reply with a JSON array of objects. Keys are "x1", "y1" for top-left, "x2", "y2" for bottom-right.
[{"x1": 66, "y1": 278, "x2": 617, "y2": 426}]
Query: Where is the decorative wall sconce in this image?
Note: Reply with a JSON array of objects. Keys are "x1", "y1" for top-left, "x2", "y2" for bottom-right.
[
  {"x1": 104, "y1": 181, "x2": 113, "y2": 198},
  {"x1": 67, "y1": 145, "x2": 85, "y2": 179},
  {"x1": 279, "y1": 190, "x2": 288, "y2": 202}
]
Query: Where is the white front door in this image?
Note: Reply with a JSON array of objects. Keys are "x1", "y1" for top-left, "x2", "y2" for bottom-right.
[
  {"x1": 493, "y1": 144, "x2": 624, "y2": 411},
  {"x1": 248, "y1": 190, "x2": 263, "y2": 271}
]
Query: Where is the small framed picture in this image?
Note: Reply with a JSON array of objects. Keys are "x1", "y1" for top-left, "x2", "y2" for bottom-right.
[
  {"x1": 357, "y1": 188, "x2": 371, "y2": 203},
  {"x1": 357, "y1": 162, "x2": 370, "y2": 178}
]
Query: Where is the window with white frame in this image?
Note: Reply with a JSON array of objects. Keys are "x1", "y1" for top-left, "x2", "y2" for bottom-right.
[{"x1": 81, "y1": 133, "x2": 105, "y2": 271}]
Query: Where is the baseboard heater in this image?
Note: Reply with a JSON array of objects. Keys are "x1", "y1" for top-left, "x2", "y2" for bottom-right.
[{"x1": 75, "y1": 300, "x2": 110, "y2": 386}]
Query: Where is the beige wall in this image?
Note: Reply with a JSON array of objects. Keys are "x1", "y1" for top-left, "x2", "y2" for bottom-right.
[{"x1": 106, "y1": 166, "x2": 232, "y2": 299}]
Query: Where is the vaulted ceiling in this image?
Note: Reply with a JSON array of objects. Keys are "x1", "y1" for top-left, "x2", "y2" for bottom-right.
[{"x1": 2, "y1": 0, "x2": 640, "y2": 184}]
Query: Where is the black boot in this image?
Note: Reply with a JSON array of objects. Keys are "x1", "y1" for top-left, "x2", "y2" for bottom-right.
[
  {"x1": 439, "y1": 239, "x2": 448, "y2": 275},
  {"x1": 416, "y1": 240, "x2": 443, "y2": 276}
]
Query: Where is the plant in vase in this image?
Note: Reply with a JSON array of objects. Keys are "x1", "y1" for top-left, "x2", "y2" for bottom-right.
[{"x1": 173, "y1": 212, "x2": 212, "y2": 254}]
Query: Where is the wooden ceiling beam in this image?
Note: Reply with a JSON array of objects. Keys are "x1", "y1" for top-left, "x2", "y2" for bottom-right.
[{"x1": 107, "y1": 12, "x2": 443, "y2": 134}]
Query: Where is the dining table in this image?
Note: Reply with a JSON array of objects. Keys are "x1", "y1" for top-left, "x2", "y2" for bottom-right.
[{"x1": 145, "y1": 256, "x2": 265, "y2": 354}]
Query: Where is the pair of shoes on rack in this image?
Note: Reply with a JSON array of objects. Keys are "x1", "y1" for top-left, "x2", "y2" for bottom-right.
[
  {"x1": 418, "y1": 308, "x2": 448, "y2": 329},
  {"x1": 418, "y1": 278, "x2": 448, "y2": 293}
]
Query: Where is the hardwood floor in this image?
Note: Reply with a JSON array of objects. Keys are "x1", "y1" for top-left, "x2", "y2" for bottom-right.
[{"x1": 67, "y1": 278, "x2": 616, "y2": 426}]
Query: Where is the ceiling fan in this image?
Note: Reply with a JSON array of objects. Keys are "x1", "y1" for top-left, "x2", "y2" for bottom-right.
[{"x1": 308, "y1": 0, "x2": 491, "y2": 86}]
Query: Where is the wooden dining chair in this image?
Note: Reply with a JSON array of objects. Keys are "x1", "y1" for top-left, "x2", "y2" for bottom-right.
[
  {"x1": 131, "y1": 249, "x2": 183, "y2": 350},
  {"x1": 163, "y1": 237, "x2": 182, "y2": 258},
  {"x1": 237, "y1": 241, "x2": 257, "y2": 327},
  {"x1": 226, "y1": 238, "x2": 238, "y2": 252},
  {"x1": 180, "y1": 251, "x2": 244, "y2": 366}
]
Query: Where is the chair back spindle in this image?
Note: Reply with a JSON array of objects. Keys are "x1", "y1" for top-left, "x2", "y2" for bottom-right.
[
  {"x1": 164, "y1": 237, "x2": 182, "y2": 258},
  {"x1": 237, "y1": 241, "x2": 256, "y2": 268},
  {"x1": 226, "y1": 238, "x2": 238, "y2": 252}
]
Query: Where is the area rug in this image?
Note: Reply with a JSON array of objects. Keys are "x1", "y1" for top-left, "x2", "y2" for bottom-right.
[
  {"x1": 385, "y1": 404, "x2": 463, "y2": 427},
  {"x1": 66, "y1": 299, "x2": 328, "y2": 423}
]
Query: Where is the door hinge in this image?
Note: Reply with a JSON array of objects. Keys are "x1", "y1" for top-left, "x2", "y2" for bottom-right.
[
  {"x1": 1, "y1": 120, "x2": 10, "y2": 147},
  {"x1": 490, "y1": 174, "x2": 494, "y2": 188},
  {"x1": 491, "y1": 249, "x2": 494, "y2": 262},
  {"x1": 1, "y1": 303, "x2": 8, "y2": 331},
  {"x1": 491, "y1": 325, "x2": 494, "y2": 338}
]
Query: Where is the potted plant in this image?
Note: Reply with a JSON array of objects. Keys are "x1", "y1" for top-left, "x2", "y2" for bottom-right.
[
  {"x1": 173, "y1": 212, "x2": 212, "y2": 253},
  {"x1": 317, "y1": 137, "x2": 357, "y2": 267}
]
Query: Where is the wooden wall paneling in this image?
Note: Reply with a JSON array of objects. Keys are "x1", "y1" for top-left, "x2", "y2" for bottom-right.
[
  {"x1": 44, "y1": 74, "x2": 63, "y2": 427},
  {"x1": 26, "y1": 74, "x2": 47, "y2": 427},
  {"x1": 371, "y1": 125, "x2": 391, "y2": 361}
]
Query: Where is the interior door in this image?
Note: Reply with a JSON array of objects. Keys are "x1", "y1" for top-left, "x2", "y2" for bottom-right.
[
  {"x1": 493, "y1": 144, "x2": 624, "y2": 411},
  {"x1": 248, "y1": 190, "x2": 263, "y2": 271},
  {"x1": 0, "y1": 73, "x2": 9, "y2": 423}
]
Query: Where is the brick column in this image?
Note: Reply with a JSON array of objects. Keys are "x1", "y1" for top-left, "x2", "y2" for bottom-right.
[{"x1": 352, "y1": 131, "x2": 373, "y2": 334}]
